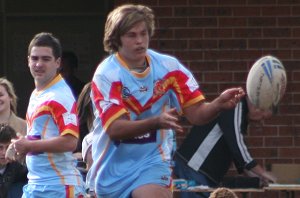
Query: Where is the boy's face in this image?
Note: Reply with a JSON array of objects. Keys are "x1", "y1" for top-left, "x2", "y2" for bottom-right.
[
  {"x1": 28, "y1": 46, "x2": 60, "y2": 90},
  {"x1": 119, "y1": 21, "x2": 149, "y2": 67},
  {"x1": 0, "y1": 142, "x2": 10, "y2": 166}
]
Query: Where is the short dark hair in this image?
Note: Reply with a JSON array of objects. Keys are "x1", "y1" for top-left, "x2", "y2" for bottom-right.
[
  {"x1": 28, "y1": 32, "x2": 62, "y2": 59},
  {"x1": 0, "y1": 124, "x2": 17, "y2": 143}
]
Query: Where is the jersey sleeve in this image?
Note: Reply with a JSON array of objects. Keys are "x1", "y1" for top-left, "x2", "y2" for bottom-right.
[
  {"x1": 91, "y1": 74, "x2": 127, "y2": 131},
  {"x1": 167, "y1": 60, "x2": 205, "y2": 110},
  {"x1": 48, "y1": 100, "x2": 79, "y2": 138}
]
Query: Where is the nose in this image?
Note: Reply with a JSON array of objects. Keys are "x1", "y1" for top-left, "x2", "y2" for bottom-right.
[
  {"x1": 36, "y1": 60, "x2": 44, "y2": 67},
  {"x1": 136, "y1": 35, "x2": 143, "y2": 43}
]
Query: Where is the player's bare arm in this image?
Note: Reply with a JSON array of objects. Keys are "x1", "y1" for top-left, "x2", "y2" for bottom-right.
[
  {"x1": 107, "y1": 108, "x2": 183, "y2": 140},
  {"x1": 184, "y1": 87, "x2": 245, "y2": 125},
  {"x1": 13, "y1": 134, "x2": 77, "y2": 155}
]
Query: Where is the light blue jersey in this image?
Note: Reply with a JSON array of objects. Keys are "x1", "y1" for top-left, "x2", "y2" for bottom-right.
[
  {"x1": 26, "y1": 75, "x2": 84, "y2": 187},
  {"x1": 89, "y1": 49, "x2": 205, "y2": 197}
]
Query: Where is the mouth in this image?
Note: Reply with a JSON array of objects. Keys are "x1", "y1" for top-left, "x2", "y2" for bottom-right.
[
  {"x1": 135, "y1": 47, "x2": 146, "y2": 53},
  {"x1": 34, "y1": 70, "x2": 44, "y2": 76}
]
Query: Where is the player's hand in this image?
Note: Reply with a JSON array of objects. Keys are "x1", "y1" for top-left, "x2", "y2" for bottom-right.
[
  {"x1": 13, "y1": 137, "x2": 30, "y2": 156},
  {"x1": 218, "y1": 87, "x2": 245, "y2": 110},
  {"x1": 5, "y1": 142, "x2": 17, "y2": 161},
  {"x1": 157, "y1": 108, "x2": 183, "y2": 133},
  {"x1": 5, "y1": 140, "x2": 25, "y2": 162}
]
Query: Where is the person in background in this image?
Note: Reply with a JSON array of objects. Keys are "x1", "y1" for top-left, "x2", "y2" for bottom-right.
[
  {"x1": 60, "y1": 51, "x2": 85, "y2": 99},
  {"x1": 174, "y1": 96, "x2": 277, "y2": 198},
  {"x1": 0, "y1": 124, "x2": 27, "y2": 198},
  {"x1": 13, "y1": 32, "x2": 86, "y2": 197},
  {"x1": 73, "y1": 83, "x2": 94, "y2": 182},
  {"x1": 89, "y1": 4, "x2": 245, "y2": 198},
  {"x1": 75, "y1": 82, "x2": 93, "y2": 153},
  {"x1": 72, "y1": 82, "x2": 95, "y2": 196},
  {"x1": 0, "y1": 77, "x2": 26, "y2": 137}
]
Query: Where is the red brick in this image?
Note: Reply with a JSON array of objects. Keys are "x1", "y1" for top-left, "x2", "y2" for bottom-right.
[
  {"x1": 293, "y1": 94, "x2": 300, "y2": 103},
  {"x1": 249, "y1": 125, "x2": 278, "y2": 136},
  {"x1": 278, "y1": 39, "x2": 300, "y2": 48},
  {"x1": 189, "y1": 17, "x2": 218, "y2": 27},
  {"x1": 219, "y1": 61, "x2": 249, "y2": 71},
  {"x1": 204, "y1": 28, "x2": 233, "y2": 38},
  {"x1": 158, "y1": 0, "x2": 188, "y2": 6},
  {"x1": 189, "y1": 61, "x2": 218, "y2": 72},
  {"x1": 248, "y1": 0, "x2": 276, "y2": 4},
  {"x1": 158, "y1": 18, "x2": 188, "y2": 27},
  {"x1": 245, "y1": 137, "x2": 264, "y2": 147},
  {"x1": 189, "y1": 0, "x2": 218, "y2": 5},
  {"x1": 233, "y1": 71, "x2": 248, "y2": 82},
  {"x1": 232, "y1": 7, "x2": 261, "y2": 16},
  {"x1": 203, "y1": 7, "x2": 232, "y2": 16},
  {"x1": 248, "y1": 17, "x2": 277, "y2": 27},
  {"x1": 265, "y1": 137, "x2": 294, "y2": 147},
  {"x1": 278, "y1": 17, "x2": 300, "y2": 27},
  {"x1": 218, "y1": 39, "x2": 247, "y2": 49},
  {"x1": 152, "y1": 6, "x2": 172, "y2": 17},
  {"x1": 174, "y1": 7, "x2": 203, "y2": 17},
  {"x1": 233, "y1": 28, "x2": 262, "y2": 38},
  {"x1": 279, "y1": 148, "x2": 300, "y2": 158},
  {"x1": 248, "y1": 39, "x2": 277, "y2": 49},
  {"x1": 189, "y1": 40, "x2": 218, "y2": 49},
  {"x1": 175, "y1": 29, "x2": 203, "y2": 39},
  {"x1": 204, "y1": 72, "x2": 233, "y2": 82},
  {"x1": 219, "y1": 17, "x2": 247, "y2": 27},
  {"x1": 263, "y1": 28, "x2": 291, "y2": 37},
  {"x1": 262, "y1": 6, "x2": 291, "y2": 16},
  {"x1": 280, "y1": 105, "x2": 300, "y2": 115},
  {"x1": 249, "y1": 148, "x2": 278, "y2": 158},
  {"x1": 158, "y1": 40, "x2": 188, "y2": 50}
]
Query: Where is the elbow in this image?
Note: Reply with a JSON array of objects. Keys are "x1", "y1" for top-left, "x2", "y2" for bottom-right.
[
  {"x1": 107, "y1": 130, "x2": 123, "y2": 141},
  {"x1": 64, "y1": 136, "x2": 78, "y2": 152},
  {"x1": 69, "y1": 142, "x2": 78, "y2": 152}
]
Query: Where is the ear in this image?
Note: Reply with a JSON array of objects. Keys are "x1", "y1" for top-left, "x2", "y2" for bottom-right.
[{"x1": 56, "y1": 57, "x2": 61, "y2": 69}]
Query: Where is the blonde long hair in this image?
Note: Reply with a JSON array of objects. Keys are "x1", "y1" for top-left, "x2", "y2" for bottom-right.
[{"x1": 0, "y1": 77, "x2": 18, "y2": 114}]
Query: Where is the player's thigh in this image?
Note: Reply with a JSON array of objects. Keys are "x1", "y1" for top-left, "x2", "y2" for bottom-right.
[{"x1": 131, "y1": 184, "x2": 172, "y2": 198}]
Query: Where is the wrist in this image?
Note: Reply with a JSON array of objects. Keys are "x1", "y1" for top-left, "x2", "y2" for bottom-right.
[{"x1": 150, "y1": 116, "x2": 160, "y2": 130}]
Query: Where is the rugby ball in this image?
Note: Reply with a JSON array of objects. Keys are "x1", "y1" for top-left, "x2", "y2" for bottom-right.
[{"x1": 246, "y1": 55, "x2": 287, "y2": 111}]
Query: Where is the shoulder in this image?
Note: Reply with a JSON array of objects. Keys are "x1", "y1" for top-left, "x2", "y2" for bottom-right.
[
  {"x1": 93, "y1": 54, "x2": 122, "y2": 82},
  {"x1": 95, "y1": 55, "x2": 119, "y2": 73},
  {"x1": 9, "y1": 113, "x2": 27, "y2": 136},
  {"x1": 148, "y1": 49, "x2": 189, "y2": 74},
  {"x1": 148, "y1": 49, "x2": 179, "y2": 63}
]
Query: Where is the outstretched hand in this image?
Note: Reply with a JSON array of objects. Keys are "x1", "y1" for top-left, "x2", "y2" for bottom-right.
[
  {"x1": 157, "y1": 108, "x2": 184, "y2": 133},
  {"x1": 218, "y1": 87, "x2": 245, "y2": 110}
]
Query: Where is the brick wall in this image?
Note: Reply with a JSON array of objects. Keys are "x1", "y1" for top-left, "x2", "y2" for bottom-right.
[{"x1": 114, "y1": 0, "x2": 300, "y2": 187}]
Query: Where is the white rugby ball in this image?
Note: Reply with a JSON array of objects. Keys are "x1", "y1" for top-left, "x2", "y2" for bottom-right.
[{"x1": 246, "y1": 55, "x2": 287, "y2": 111}]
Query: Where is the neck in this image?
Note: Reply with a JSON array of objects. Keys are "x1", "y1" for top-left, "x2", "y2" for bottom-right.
[
  {"x1": 0, "y1": 110, "x2": 11, "y2": 124},
  {"x1": 129, "y1": 59, "x2": 148, "y2": 72}
]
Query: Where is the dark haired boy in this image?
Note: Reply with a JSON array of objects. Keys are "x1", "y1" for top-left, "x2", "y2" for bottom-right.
[{"x1": 0, "y1": 124, "x2": 27, "y2": 198}]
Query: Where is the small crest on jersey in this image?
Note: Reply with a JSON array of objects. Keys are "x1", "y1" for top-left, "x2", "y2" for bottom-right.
[
  {"x1": 153, "y1": 79, "x2": 166, "y2": 97},
  {"x1": 122, "y1": 86, "x2": 131, "y2": 99},
  {"x1": 62, "y1": 112, "x2": 77, "y2": 126},
  {"x1": 139, "y1": 86, "x2": 148, "y2": 92}
]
